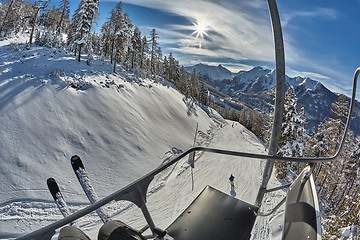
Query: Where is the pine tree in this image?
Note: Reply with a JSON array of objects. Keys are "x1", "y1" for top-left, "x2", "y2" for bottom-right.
[
  {"x1": 314, "y1": 118, "x2": 343, "y2": 197},
  {"x1": 276, "y1": 87, "x2": 308, "y2": 178},
  {"x1": 58, "y1": 0, "x2": 70, "y2": 33},
  {"x1": 154, "y1": 46, "x2": 163, "y2": 74},
  {"x1": 189, "y1": 69, "x2": 199, "y2": 100},
  {"x1": 315, "y1": 95, "x2": 349, "y2": 201},
  {"x1": 0, "y1": 0, "x2": 33, "y2": 36},
  {"x1": 177, "y1": 66, "x2": 189, "y2": 94},
  {"x1": 199, "y1": 82, "x2": 208, "y2": 105},
  {"x1": 131, "y1": 26, "x2": 142, "y2": 69},
  {"x1": 322, "y1": 135, "x2": 360, "y2": 239},
  {"x1": 43, "y1": 7, "x2": 62, "y2": 32},
  {"x1": 140, "y1": 36, "x2": 148, "y2": 69},
  {"x1": 0, "y1": 0, "x2": 16, "y2": 35},
  {"x1": 100, "y1": 21, "x2": 112, "y2": 58},
  {"x1": 149, "y1": 28, "x2": 158, "y2": 74},
  {"x1": 166, "y1": 53, "x2": 176, "y2": 81},
  {"x1": 112, "y1": 13, "x2": 132, "y2": 72},
  {"x1": 101, "y1": 3, "x2": 134, "y2": 72},
  {"x1": 89, "y1": 32, "x2": 101, "y2": 55},
  {"x1": 71, "y1": 0, "x2": 99, "y2": 62}
]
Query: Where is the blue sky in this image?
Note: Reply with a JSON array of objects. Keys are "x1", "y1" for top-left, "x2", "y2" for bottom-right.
[{"x1": 25, "y1": 0, "x2": 360, "y2": 96}]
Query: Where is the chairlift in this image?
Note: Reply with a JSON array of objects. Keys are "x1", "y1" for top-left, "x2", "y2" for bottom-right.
[{"x1": 16, "y1": 0, "x2": 359, "y2": 239}]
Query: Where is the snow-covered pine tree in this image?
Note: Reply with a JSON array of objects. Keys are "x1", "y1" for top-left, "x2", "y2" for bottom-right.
[
  {"x1": 154, "y1": 46, "x2": 163, "y2": 74},
  {"x1": 163, "y1": 56, "x2": 169, "y2": 79},
  {"x1": 306, "y1": 128, "x2": 328, "y2": 158},
  {"x1": 131, "y1": 26, "x2": 142, "y2": 69},
  {"x1": 334, "y1": 136, "x2": 359, "y2": 207},
  {"x1": 58, "y1": 0, "x2": 70, "y2": 33},
  {"x1": 313, "y1": 118, "x2": 343, "y2": 198},
  {"x1": 100, "y1": 21, "x2": 112, "y2": 59},
  {"x1": 0, "y1": 0, "x2": 16, "y2": 35},
  {"x1": 0, "y1": 0, "x2": 33, "y2": 36},
  {"x1": 140, "y1": 36, "x2": 148, "y2": 69},
  {"x1": 322, "y1": 135, "x2": 359, "y2": 239},
  {"x1": 276, "y1": 86, "x2": 307, "y2": 179},
  {"x1": 120, "y1": 13, "x2": 133, "y2": 70},
  {"x1": 177, "y1": 66, "x2": 189, "y2": 94},
  {"x1": 71, "y1": 0, "x2": 99, "y2": 62},
  {"x1": 113, "y1": 13, "x2": 132, "y2": 72},
  {"x1": 310, "y1": 94, "x2": 360, "y2": 239},
  {"x1": 189, "y1": 69, "x2": 200, "y2": 100},
  {"x1": 166, "y1": 53, "x2": 176, "y2": 81},
  {"x1": 198, "y1": 82, "x2": 208, "y2": 105},
  {"x1": 89, "y1": 32, "x2": 101, "y2": 56},
  {"x1": 315, "y1": 95, "x2": 349, "y2": 201},
  {"x1": 102, "y1": 3, "x2": 134, "y2": 73},
  {"x1": 149, "y1": 28, "x2": 158, "y2": 74}
]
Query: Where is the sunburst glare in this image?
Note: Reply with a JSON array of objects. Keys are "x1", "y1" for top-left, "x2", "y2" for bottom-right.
[{"x1": 191, "y1": 20, "x2": 209, "y2": 48}]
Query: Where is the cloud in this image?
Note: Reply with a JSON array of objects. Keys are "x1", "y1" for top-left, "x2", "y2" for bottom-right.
[
  {"x1": 282, "y1": 7, "x2": 339, "y2": 27},
  {"x1": 115, "y1": 0, "x2": 275, "y2": 64},
  {"x1": 286, "y1": 67, "x2": 331, "y2": 80}
]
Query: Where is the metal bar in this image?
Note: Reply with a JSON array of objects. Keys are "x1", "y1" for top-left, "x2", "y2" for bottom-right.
[
  {"x1": 265, "y1": 183, "x2": 291, "y2": 193},
  {"x1": 256, "y1": 0, "x2": 286, "y2": 207},
  {"x1": 137, "y1": 186, "x2": 156, "y2": 234}
]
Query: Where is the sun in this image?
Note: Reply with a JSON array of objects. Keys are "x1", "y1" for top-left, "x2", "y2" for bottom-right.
[
  {"x1": 193, "y1": 21, "x2": 209, "y2": 39},
  {"x1": 192, "y1": 20, "x2": 209, "y2": 48}
]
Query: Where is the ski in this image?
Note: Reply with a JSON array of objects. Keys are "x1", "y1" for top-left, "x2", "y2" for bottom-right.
[
  {"x1": 47, "y1": 177, "x2": 72, "y2": 218},
  {"x1": 71, "y1": 155, "x2": 110, "y2": 223}
]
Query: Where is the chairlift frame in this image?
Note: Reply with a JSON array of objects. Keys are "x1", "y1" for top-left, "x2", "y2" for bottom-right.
[{"x1": 16, "y1": 0, "x2": 359, "y2": 239}]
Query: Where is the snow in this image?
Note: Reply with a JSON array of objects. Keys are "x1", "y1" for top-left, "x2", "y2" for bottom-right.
[
  {"x1": 185, "y1": 63, "x2": 234, "y2": 81},
  {"x1": 287, "y1": 76, "x2": 318, "y2": 91},
  {"x1": 0, "y1": 37, "x2": 285, "y2": 239},
  {"x1": 340, "y1": 225, "x2": 357, "y2": 240}
]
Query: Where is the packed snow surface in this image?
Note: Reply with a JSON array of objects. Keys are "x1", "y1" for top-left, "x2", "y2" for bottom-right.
[{"x1": 0, "y1": 38, "x2": 285, "y2": 239}]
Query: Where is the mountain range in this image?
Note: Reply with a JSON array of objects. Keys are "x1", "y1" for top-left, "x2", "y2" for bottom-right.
[{"x1": 185, "y1": 64, "x2": 360, "y2": 135}]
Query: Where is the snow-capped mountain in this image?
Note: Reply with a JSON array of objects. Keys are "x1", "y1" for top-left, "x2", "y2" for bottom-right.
[
  {"x1": 187, "y1": 64, "x2": 360, "y2": 135},
  {"x1": 185, "y1": 63, "x2": 234, "y2": 81}
]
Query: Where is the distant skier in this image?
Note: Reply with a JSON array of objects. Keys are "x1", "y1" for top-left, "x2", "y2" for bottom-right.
[{"x1": 229, "y1": 174, "x2": 235, "y2": 187}]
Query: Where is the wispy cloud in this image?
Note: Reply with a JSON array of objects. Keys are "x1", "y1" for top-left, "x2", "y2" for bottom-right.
[
  {"x1": 282, "y1": 7, "x2": 339, "y2": 27},
  {"x1": 286, "y1": 67, "x2": 331, "y2": 80},
  {"x1": 116, "y1": 0, "x2": 275, "y2": 63}
]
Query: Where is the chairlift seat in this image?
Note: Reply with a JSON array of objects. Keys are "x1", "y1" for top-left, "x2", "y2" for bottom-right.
[
  {"x1": 282, "y1": 167, "x2": 321, "y2": 240},
  {"x1": 166, "y1": 185, "x2": 258, "y2": 240}
]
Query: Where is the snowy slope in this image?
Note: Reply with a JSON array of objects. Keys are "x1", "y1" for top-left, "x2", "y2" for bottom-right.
[{"x1": 0, "y1": 39, "x2": 284, "y2": 239}]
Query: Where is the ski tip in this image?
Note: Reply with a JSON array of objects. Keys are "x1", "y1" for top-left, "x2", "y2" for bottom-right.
[
  {"x1": 71, "y1": 155, "x2": 80, "y2": 161},
  {"x1": 47, "y1": 177, "x2": 61, "y2": 197},
  {"x1": 47, "y1": 177, "x2": 57, "y2": 187},
  {"x1": 71, "y1": 155, "x2": 85, "y2": 170},
  {"x1": 47, "y1": 177, "x2": 55, "y2": 183}
]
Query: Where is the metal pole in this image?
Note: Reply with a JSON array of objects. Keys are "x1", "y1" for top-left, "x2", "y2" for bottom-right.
[{"x1": 255, "y1": 0, "x2": 285, "y2": 207}]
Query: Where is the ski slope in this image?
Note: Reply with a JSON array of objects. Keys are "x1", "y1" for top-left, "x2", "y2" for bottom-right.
[{"x1": 0, "y1": 38, "x2": 285, "y2": 239}]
